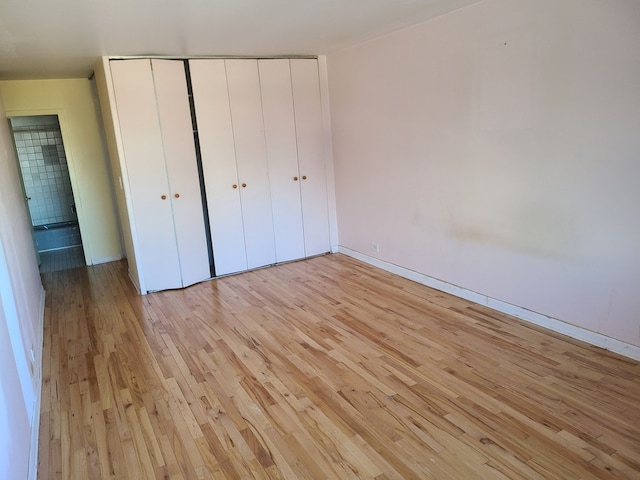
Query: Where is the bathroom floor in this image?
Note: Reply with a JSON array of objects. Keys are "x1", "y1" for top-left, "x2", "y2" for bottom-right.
[
  {"x1": 39, "y1": 246, "x2": 85, "y2": 273},
  {"x1": 34, "y1": 222, "x2": 85, "y2": 273}
]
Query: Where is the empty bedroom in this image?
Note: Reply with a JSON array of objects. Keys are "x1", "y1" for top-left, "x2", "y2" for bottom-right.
[{"x1": 0, "y1": 0, "x2": 638, "y2": 479}]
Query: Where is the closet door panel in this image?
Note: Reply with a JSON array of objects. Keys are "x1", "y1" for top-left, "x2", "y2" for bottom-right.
[
  {"x1": 190, "y1": 59, "x2": 247, "y2": 276},
  {"x1": 258, "y1": 59, "x2": 305, "y2": 263},
  {"x1": 226, "y1": 60, "x2": 276, "y2": 270},
  {"x1": 151, "y1": 59, "x2": 210, "y2": 287},
  {"x1": 110, "y1": 59, "x2": 182, "y2": 291},
  {"x1": 291, "y1": 59, "x2": 331, "y2": 257}
]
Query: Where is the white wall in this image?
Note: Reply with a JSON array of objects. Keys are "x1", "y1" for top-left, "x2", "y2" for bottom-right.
[
  {"x1": 0, "y1": 85, "x2": 45, "y2": 479},
  {"x1": 0, "y1": 256, "x2": 32, "y2": 480},
  {"x1": 327, "y1": 0, "x2": 640, "y2": 347}
]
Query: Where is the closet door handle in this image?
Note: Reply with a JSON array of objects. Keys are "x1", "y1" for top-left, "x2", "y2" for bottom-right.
[
  {"x1": 232, "y1": 184, "x2": 238, "y2": 189},
  {"x1": 242, "y1": 183, "x2": 247, "y2": 188},
  {"x1": 174, "y1": 193, "x2": 180, "y2": 198},
  {"x1": 302, "y1": 175, "x2": 307, "y2": 180},
  {"x1": 161, "y1": 195, "x2": 167, "y2": 200},
  {"x1": 293, "y1": 176, "x2": 298, "y2": 181}
]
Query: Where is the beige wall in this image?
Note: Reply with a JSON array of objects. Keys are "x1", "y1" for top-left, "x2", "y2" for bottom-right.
[
  {"x1": 327, "y1": 0, "x2": 640, "y2": 346},
  {"x1": 0, "y1": 79, "x2": 122, "y2": 265}
]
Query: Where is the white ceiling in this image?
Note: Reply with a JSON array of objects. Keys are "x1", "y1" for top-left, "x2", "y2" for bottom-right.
[{"x1": 0, "y1": 0, "x2": 480, "y2": 80}]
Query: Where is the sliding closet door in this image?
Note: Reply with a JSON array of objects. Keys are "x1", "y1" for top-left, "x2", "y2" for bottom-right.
[
  {"x1": 291, "y1": 59, "x2": 331, "y2": 257},
  {"x1": 110, "y1": 59, "x2": 182, "y2": 291},
  {"x1": 259, "y1": 59, "x2": 305, "y2": 263},
  {"x1": 190, "y1": 59, "x2": 247, "y2": 276},
  {"x1": 151, "y1": 59, "x2": 210, "y2": 287}
]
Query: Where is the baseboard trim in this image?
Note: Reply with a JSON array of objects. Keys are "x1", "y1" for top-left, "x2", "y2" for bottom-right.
[
  {"x1": 29, "y1": 286, "x2": 46, "y2": 480},
  {"x1": 91, "y1": 254, "x2": 123, "y2": 265},
  {"x1": 337, "y1": 246, "x2": 640, "y2": 361},
  {"x1": 28, "y1": 366, "x2": 42, "y2": 480}
]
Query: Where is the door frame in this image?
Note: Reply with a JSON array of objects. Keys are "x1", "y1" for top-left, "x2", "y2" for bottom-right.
[
  {"x1": 6, "y1": 118, "x2": 41, "y2": 267},
  {"x1": 6, "y1": 109, "x2": 89, "y2": 264}
]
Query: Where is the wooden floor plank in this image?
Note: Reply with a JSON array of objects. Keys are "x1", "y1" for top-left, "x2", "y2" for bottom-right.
[{"x1": 38, "y1": 254, "x2": 640, "y2": 479}]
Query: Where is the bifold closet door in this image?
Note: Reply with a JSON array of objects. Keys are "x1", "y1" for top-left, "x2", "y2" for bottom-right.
[
  {"x1": 110, "y1": 59, "x2": 209, "y2": 292},
  {"x1": 110, "y1": 59, "x2": 182, "y2": 291},
  {"x1": 225, "y1": 60, "x2": 276, "y2": 270},
  {"x1": 150, "y1": 59, "x2": 210, "y2": 287},
  {"x1": 191, "y1": 59, "x2": 276, "y2": 276},
  {"x1": 189, "y1": 59, "x2": 248, "y2": 276},
  {"x1": 258, "y1": 59, "x2": 305, "y2": 263},
  {"x1": 291, "y1": 59, "x2": 331, "y2": 257}
]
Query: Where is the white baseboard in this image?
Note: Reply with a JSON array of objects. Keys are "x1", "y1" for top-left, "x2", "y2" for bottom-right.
[
  {"x1": 29, "y1": 286, "x2": 46, "y2": 480},
  {"x1": 337, "y1": 246, "x2": 640, "y2": 361},
  {"x1": 28, "y1": 368, "x2": 42, "y2": 480},
  {"x1": 91, "y1": 254, "x2": 122, "y2": 265}
]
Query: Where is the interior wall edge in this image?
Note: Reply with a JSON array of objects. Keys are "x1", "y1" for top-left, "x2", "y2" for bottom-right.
[
  {"x1": 337, "y1": 246, "x2": 640, "y2": 362},
  {"x1": 317, "y1": 55, "x2": 339, "y2": 248}
]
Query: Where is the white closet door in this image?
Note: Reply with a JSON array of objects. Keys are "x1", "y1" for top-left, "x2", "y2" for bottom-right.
[
  {"x1": 190, "y1": 59, "x2": 247, "y2": 276},
  {"x1": 291, "y1": 59, "x2": 331, "y2": 257},
  {"x1": 110, "y1": 59, "x2": 182, "y2": 292},
  {"x1": 226, "y1": 60, "x2": 276, "y2": 270},
  {"x1": 259, "y1": 59, "x2": 305, "y2": 263},
  {"x1": 151, "y1": 59, "x2": 210, "y2": 287}
]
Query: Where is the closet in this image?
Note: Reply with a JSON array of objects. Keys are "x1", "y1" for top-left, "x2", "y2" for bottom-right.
[
  {"x1": 108, "y1": 59, "x2": 210, "y2": 292},
  {"x1": 288, "y1": 59, "x2": 331, "y2": 258},
  {"x1": 259, "y1": 59, "x2": 331, "y2": 262},
  {"x1": 190, "y1": 59, "x2": 277, "y2": 276},
  {"x1": 191, "y1": 58, "x2": 331, "y2": 276},
  {"x1": 98, "y1": 56, "x2": 331, "y2": 292}
]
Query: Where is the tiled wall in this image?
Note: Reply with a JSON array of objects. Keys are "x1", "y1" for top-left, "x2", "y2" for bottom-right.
[{"x1": 13, "y1": 123, "x2": 76, "y2": 226}]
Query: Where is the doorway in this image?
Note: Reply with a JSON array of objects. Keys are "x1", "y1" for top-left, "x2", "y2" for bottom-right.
[{"x1": 9, "y1": 115, "x2": 86, "y2": 273}]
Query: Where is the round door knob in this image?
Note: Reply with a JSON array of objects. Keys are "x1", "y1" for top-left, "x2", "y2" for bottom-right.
[
  {"x1": 174, "y1": 193, "x2": 180, "y2": 198},
  {"x1": 242, "y1": 183, "x2": 247, "y2": 188},
  {"x1": 161, "y1": 195, "x2": 167, "y2": 200},
  {"x1": 293, "y1": 176, "x2": 298, "y2": 181},
  {"x1": 302, "y1": 175, "x2": 307, "y2": 180},
  {"x1": 232, "y1": 184, "x2": 238, "y2": 189}
]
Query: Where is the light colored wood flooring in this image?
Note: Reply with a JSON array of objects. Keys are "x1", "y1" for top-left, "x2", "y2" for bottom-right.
[{"x1": 38, "y1": 253, "x2": 640, "y2": 479}]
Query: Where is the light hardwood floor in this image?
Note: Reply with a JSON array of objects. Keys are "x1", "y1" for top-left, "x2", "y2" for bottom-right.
[{"x1": 38, "y1": 254, "x2": 640, "y2": 479}]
